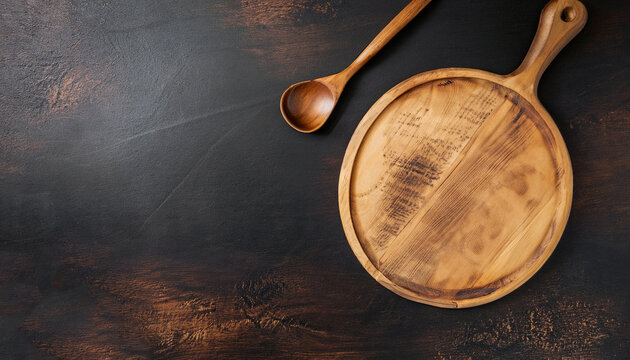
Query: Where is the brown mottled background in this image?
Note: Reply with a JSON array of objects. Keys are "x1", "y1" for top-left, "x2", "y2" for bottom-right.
[{"x1": 0, "y1": 0, "x2": 628, "y2": 359}]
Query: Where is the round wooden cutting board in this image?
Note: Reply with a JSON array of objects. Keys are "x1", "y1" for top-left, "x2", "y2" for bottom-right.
[{"x1": 339, "y1": 0, "x2": 586, "y2": 308}]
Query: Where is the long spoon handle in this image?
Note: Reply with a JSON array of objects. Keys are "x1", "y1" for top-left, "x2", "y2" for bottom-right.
[{"x1": 340, "y1": 0, "x2": 432, "y2": 81}]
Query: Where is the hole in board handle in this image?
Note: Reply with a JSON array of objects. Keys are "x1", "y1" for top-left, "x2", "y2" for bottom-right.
[{"x1": 561, "y1": 7, "x2": 577, "y2": 22}]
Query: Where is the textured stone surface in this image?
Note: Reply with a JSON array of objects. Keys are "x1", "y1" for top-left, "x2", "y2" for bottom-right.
[{"x1": 0, "y1": 0, "x2": 628, "y2": 358}]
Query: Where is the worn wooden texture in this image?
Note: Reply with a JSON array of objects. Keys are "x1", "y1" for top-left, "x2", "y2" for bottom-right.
[
  {"x1": 340, "y1": 0, "x2": 584, "y2": 308},
  {"x1": 0, "y1": 0, "x2": 628, "y2": 358},
  {"x1": 341, "y1": 74, "x2": 573, "y2": 308}
]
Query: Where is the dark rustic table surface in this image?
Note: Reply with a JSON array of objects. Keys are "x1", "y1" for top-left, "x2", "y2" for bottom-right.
[{"x1": 1, "y1": 0, "x2": 628, "y2": 358}]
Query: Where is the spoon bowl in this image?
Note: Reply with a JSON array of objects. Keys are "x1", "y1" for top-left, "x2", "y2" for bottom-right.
[{"x1": 280, "y1": 80, "x2": 337, "y2": 133}]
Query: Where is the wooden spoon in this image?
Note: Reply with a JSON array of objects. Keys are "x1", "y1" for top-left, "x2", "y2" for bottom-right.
[{"x1": 280, "y1": 0, "x2": 432, "y2": 133}]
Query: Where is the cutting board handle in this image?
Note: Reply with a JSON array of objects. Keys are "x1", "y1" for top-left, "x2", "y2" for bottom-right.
[{"x1": 507, "y1": 0, "x2": 587, "y2": 95}]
